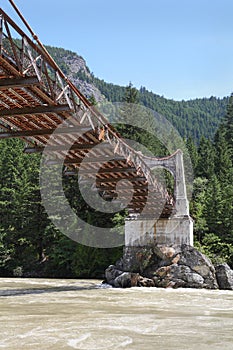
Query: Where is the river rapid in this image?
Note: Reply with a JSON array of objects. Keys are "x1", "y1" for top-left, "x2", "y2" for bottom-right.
[{"x1": 0, "y1": 278, "x2": 232, "y2": 350}]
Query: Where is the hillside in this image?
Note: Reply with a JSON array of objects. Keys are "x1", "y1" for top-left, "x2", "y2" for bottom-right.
[{"x1": 47, "y1": 45, "x2": 229, "y2": 142}]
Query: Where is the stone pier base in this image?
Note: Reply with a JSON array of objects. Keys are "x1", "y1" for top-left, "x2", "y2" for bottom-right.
[{"x1": 125, "y1": 216, "x2": 193, "y2": 247}]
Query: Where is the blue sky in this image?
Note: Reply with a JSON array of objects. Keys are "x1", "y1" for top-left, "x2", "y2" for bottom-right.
[{"x1": 2, "y1": 0, "x2": 233, "y2": 100}]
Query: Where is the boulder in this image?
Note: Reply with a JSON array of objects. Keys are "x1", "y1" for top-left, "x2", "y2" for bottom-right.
[
  {"x1": 117, "y1": 246, "x2": 155, "y2": 273},
  {"x1": 138, "y1": 276, "x2": 155, "y2": 287},
  {"x1": 105, "y1": 265, "x2": 141, "y2": 288},
  {"x1": 177, "y1": 245, "x2": 218, "y2": 289},
  {"x1": 114, "y1": 272, "x2": 140, "y2": 288},
  {"x1": 105, "y1": 244, "x2": 219, "y2": 289},
  {"x1": 105, "y1": 265, "x2": 123, "y2": 286},
  {"x1": 145, "y1": 244, "x2": 217, "y2": 289},
  {"x1": 153, "y1": 264, "x2": 205, "y2": 288},
  {"x1": 215, "y1": 264, "x2": 233, "y2": 290}
]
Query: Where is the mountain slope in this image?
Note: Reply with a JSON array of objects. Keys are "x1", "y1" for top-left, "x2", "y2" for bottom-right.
[
  {"x1": 46, "y1": 45, "x2": 229, "y2": 142},
  {"x1": 46, "y1": 46, "x2": 104, "y2": 102}
]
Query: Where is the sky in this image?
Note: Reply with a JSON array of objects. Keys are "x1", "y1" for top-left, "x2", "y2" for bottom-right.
[{"x1": 2, "y1": 0, "x2": 233, "y2": 100}]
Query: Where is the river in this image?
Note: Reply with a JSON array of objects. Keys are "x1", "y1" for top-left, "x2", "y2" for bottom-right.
[{"x1": 0, "y1": 278, "x2": 232, "y2": 349}]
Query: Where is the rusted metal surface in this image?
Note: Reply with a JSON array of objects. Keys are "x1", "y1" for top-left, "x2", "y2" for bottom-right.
[{"x1": 0, "y1": 6, "x2": 175, "y2": 218}]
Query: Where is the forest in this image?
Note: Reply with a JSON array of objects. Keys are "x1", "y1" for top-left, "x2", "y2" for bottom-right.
[
  {"x1": 46, "y1": 44, "x2": 229, "y2": 143},
  {"x1": 0, "y1": 46, "x2": 233, "y2": 278}
]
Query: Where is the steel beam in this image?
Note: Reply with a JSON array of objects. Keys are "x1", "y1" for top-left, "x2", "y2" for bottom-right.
[
  {"x1": 71, "y1": 166, "x2": 136, "y2": 175},
  {"x1": 0, "y1": 126, "x2": 92, "y2": 139},
  {"x1": 46, "y1": 155, "x2": 126, "y2": 165},
  {"x1": 63, "y1": 172, "x2": 146, "y2": 183},
  {"x1": 64, "y1": 166, "x2": 136, "y2": 176},
  {"x1": 24, "y1": 141, "x2": 112, "y2": 153},
  {"x1": 0, "y1": 76, "x2": 40, "y2": 89},
  {"x1": 95, "y1": 176, "x2": 147, "y2": 184},
  {"x1": 97, "y1": 184, "x2": 148, "y2": 191},
  {"x1": 0, "y1": 104, "x2": 71, "y2": 117}
]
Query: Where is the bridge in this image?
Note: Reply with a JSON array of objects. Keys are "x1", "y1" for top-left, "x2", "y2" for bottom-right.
[{"x1": 0, "y1": 4, "x2": 193, "y2": 247}]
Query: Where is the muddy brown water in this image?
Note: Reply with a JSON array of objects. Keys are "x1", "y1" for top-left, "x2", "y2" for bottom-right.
[{"x1": 0, "y1": 278, "x2": 233, "y2": 349}]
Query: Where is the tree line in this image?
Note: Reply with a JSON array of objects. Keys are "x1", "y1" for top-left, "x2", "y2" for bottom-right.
[
  {"x1": 46, "y1": 44, "x2": 228, "y2": 143},
  {"x1": 188, "y1": 94, "x2": 233, "y2": 266}
]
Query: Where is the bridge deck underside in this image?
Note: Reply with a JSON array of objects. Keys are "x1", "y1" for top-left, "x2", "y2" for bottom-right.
[{"x1": 0, "y1": 8, "x2": 174, "y2": 218}]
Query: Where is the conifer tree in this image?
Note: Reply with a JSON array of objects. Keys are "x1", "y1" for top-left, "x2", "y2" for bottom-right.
[
  {"x1": 223, "y1": 93, "x2": 233, "y2": 156},
  {"x1": 214, "y1": 125, "x2": 233, "y2": 183},
  {"x1": 123, "y1": 82, "x2": 139, "y2": 104},
  {"x1": 204, "y1": 175, "x2": 224, "y2": 235},
  {"x1": 186, "y1": 137, "x2": 199, "y2": 174},
  {"x1": 196, "y1": 137, "x2": 215, "y2": 179}
]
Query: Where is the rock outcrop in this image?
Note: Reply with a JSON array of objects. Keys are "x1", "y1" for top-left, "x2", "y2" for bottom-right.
[
  {"x1": 63, "y1": 54, "x2": 104, "y2": 102},
  {"x1": 105, "y1": 266, "x2": 155, "y2": 288},
  {"x1": 105, "y1": 244, "x2": 222, "y2": 289},
  {"x1": 215, "y1": 263, "x2": 233, "y2": 290},
  {"x1": 47, "y1": 47, "x2": 105, "y2": 102}
]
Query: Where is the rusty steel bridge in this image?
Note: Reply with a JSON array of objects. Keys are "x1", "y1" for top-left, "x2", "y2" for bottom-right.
[{"x1": 0, "y1": 3, "x2": 186, "y2": 234}]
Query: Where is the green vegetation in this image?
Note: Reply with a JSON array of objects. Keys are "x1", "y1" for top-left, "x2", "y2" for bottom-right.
[
  {"x1": 0, "y1": 139, "x2": 123, "y2": 278},
  {"x1": 46, "y1": 45, "x2": 228, "y2": 143},
  {"x1": 0, "y1": 45, "x2": 232, "y2": 277},
  {"x1": 95, "y1": 79, "x2": 228, "y2": 142},
  {"x1": 190, "y1": 95, "x2": 233, "y2": 266}
]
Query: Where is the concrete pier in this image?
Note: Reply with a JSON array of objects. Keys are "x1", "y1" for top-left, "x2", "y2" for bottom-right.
[
  {"x1": 125, "y1": 216, "x2": 193, "y2": 247},
  {"x1": 125, "y1": 150, "x2": 193, "y2": 247}
]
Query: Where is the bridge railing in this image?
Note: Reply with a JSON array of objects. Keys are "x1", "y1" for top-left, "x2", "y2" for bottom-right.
[{"x1": 0, "y1": 9, "x2": 79, "y2": 108}]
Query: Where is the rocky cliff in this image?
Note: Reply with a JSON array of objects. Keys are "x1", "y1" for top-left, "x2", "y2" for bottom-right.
[{"x1": 46, "y1": 46, "x2": 104, "y2": 102}]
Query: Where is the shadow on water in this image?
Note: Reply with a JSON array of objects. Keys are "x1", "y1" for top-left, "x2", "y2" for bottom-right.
[{"x1": 0, "y1": 283, "x2": 110, "y2": 297}]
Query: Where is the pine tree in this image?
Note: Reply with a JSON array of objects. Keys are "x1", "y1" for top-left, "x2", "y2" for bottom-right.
[
  {"x1": 88, "y1": 94, "x2": 97, "y2": 105},
  {"x1": 123, "y1": 82, "x2": 139, "y2": 104},
  {"x1": 190, "y1": 177, "x2": 208, "y2": 242},
  {"x1": 204, "y1": 175, "x2": 224, "y2": 235},
  {"x1": 214, "y1": 125, "x2": 233, "y2": 183},
  {"x1": 196, "y1": 137, "x2": 215, "y2": 179},
  {"x1": 223, "y1": 93, "x2": 233, "y2": 156},
  {"x1": 186, "y1": 137, "x2": 199, "y2": 174}
]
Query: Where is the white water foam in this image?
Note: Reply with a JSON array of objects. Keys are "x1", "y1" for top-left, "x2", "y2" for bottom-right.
[
  {"x1": 67, "y1": 333, "x2": 91, "y2": 348},
  {"x1": 67, "y1": 335, "x2": 133, "y2": 349}
]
